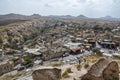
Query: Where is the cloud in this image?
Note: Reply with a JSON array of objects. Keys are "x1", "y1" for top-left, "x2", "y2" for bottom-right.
[
  {"x1": 0, "y1": 0, "x2": 120, "y2": 18},
  {"x1": 44, "y1": 4, "x2": 52, "y2": 7},
  {"x1": 77, "y1": 0, "x2": 87, "y2": 3}
]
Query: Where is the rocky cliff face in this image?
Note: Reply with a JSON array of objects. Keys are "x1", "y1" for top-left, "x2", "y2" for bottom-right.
[
  {"x1": 81, "y1": 58, "x2": 119, "y2": 80},
  {"x1": 0, "y1": 19, "x2": 46, "y2": 49}
]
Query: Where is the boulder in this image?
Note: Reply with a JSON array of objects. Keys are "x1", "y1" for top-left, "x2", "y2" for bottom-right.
[
  {"x1": 32, "y1": 68, "x2": 61, "y2": 80},
  {"x1": 81, "y1": 58, "x2": 119, "y2": 80}
]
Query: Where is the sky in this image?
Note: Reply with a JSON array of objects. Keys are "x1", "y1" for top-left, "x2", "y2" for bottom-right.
[{"x1": 0, "y1": 0, "x2": 120, "y2": 18}]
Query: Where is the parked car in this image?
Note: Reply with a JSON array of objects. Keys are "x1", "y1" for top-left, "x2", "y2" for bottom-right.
[
  {"x1": 109, "y1": 50, "x2": 113, "y2": 54},
  {"x1": 76, "y1": 56, "x2": 80, "y2": 59},
  {"x1": 66, "y1": 59, "x2": 70, "y2": 62},
  {"x1": 26, "y1": 69, "x2": 31, "y2": 72},
  {"x1": 25, "y1": 63, "x2": 33, "y2": 68},
  {"x1": 34, "y1": 60, "x2": 43, "y2": 65},
  {"x1": 62, "y1": 53, "x2": 69, "y2": 57},
  {"x1": 17, "y1": 66, "x2": 25, "y2": 71}
]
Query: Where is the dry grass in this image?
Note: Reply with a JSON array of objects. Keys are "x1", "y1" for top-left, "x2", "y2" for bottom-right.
[
  {"x1": 62, "y1": 67, "x2": 72, "y2": 78},
  {"x1": 51, "y1": 62, "x2": 63, "y2": 67},
  {"x1": 62, "y1": 71, "x2": 70, "y2": 78},
  {"x1": 113, "y1": 55, "x2": 120, "y2": 60},
  {"x1": 86, "y1": 55, "x2": 101, "y2": 63},
  {"x1": 0, "y1": 71, "x2": 26, "y2": 80}
]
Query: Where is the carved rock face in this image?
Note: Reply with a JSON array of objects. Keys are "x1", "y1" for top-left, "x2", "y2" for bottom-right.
[
  {"x1": 32, "y1": 68, "x2": 61, "y2": 80},
  {"x1": 81, "y1": 58, "x2": 119, "y2": 80},
  {"x1": 103, "y1": 61, "x2": 119, "y2": 80}
]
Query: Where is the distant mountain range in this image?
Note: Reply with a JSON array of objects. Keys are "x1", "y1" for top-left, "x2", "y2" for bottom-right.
[
  {"x1": 48, "y1": 15, "x2": 120, "y2": 21},
  {"x1": 99, "y1": 16, "x2": 120, "y2": 21},
  {"x1": 0, "y1": 13, "x2": 120, "y2": 21},
  {"x1": 48, "y1": 15, "x2": 74, "y2": 18},
  {"x1": 48, "y1": 14, "x2": 88, "y2": 19},
  {"x1": 77, "y1": 15, "x2": 88, "y2": 18},
  {"x1": 0, "y1": 13, "x2": 41, "y2": 20}
]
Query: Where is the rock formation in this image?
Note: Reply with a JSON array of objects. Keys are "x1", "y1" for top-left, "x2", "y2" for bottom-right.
[
  {"x1": 32, "y1": 68, "x2": 61, "y2": 80},
  {"x1": 81, "y1": 58, "x2": 119, "y2": 80}
]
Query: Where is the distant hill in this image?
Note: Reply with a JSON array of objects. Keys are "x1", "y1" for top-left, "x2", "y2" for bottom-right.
[
  {"x1": 49, "y1": 15, "x2": 74, "y2": 18},
  {"x1": 30, "y1": 14, "x2": 41, "y2": 19},
  {"x1": 77, "y1": 15, "x2": 88, "y2": 18},
  {"x1": 99, "y1": 16, "x2": 120, "y2": 21},
  {"x1": 0, "y1": 13, "x2": 41, "y2": 20},
  {"x1": 0, "y1": 13, "x2": 27, "y2": 20},
  {"x1": 49, "y1": 15, "x2": 88, "y2": 19},
  {"x1": 0, "y1": 13, "x2": 120, "y2": 21}
]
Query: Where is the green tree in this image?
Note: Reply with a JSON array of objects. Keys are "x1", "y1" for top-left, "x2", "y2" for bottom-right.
[
  {"x1": 24, "y1": 57, "x2": 32, "y2": 64},
  {"x1": 92, "y1": 49, "x2": 102, "y2": 56},
  {"x1": 104, "y1": 27, "x2": 111, "y2": 31},
  {"x1": 93, "y1": 25, "x2": 103, "y2": 31}
]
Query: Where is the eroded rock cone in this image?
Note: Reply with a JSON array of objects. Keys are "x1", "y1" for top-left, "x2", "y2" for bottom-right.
[
  {"x1": 32, "y1": 68, "x2": 61, "y2": 80},
  {"x1": 103, "y1": 61, "x2": 119, "y2": 80},
  {"x1": 81, "y1": 58, "x2": 119, "y2": 80}
]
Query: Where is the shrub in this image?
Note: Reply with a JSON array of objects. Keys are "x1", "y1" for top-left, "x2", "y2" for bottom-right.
[
  {"x1": 113, "y1": 55, "x2": 120, "y2": 59},
  {"x1": 92, "y1": 49, "x2": 102, "y2": 56},
  {"x1": 3, "y1": 43, "x2": 10, "y2": 48},
  {"x1": 9, "y1": 57, "x2": 17, "y2": 61},
  {"x1": 92, "y1": 25, "x2": 103, "y2": 31},
  {"x1": 66, "y1": 68, "x2": 72, "y2": 73},
  {"x1": 62, "y1": 70, "x2": 69, "y2": 78},
  {"x1": 84, "y1": 64, "x2": 89, "y2": 69},
  {"x1": 75, "y1": 64, "x2": 81, "y2": 71},
  {"x1": 8, "y1": 50, "x2": 17, "y2": 54},
  {"x1": 71, "y1": 39, "x2": 77, "y2": 43},
  {"x1": 0, "y1": 36, "x2": 3, "y2": 45},
  {"x1": 23, "y1": 57, "x2": 32, "y2": 64}
]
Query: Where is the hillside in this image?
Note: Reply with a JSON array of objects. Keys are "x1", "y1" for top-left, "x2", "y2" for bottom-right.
[
  {"x1": 0, "y1": 19, "x2": 46, "y2": 49},
  {"x1": 0, "y1": 14, "x2": 120, "y2": 50}
]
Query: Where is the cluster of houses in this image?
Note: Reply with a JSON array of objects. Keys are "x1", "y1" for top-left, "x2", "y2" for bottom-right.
[
  {"x1": 23, "y1": 27, "x2": 119, "y2": 62},
  {"x1": 0, "y1": 22, "x2": 120, "y2": 75}
]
